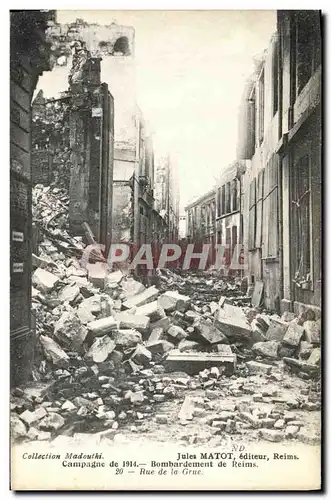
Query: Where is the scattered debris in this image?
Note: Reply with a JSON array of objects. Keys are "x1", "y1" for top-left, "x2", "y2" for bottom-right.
[{"x1": 11, "y1": 184, "x2": 320, "y2": 447}]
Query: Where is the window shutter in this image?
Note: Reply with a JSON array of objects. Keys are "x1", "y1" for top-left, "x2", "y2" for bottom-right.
[
  {"x1": 248, "y1": 178, "x2": 256, "y2": 251},
  {"x1": 255, "y1": 169, "x2": 264, "y2": 248},
  {"x1": 262, "y1": 157, "x2": 279, "y2": 258}
]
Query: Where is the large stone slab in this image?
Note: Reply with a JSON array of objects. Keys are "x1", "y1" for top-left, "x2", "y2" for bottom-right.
[
  {"x1": 214, "y1": 304, "x2": 251, "y2": 340},
  {"x1": 163, "y1": 350, "x2": 236, "y2": 375},
  {"x1": 32, "y1": 268, "x2": 60, "y2": 294}
]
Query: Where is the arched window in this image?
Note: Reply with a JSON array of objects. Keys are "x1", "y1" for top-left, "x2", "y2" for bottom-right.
[{"x1": 113, "y1": 36, "x2": 130, "y2": 56}]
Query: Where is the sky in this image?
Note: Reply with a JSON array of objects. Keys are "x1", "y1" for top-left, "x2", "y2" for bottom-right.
[{"x1": 40, "y1": 10, "x2": 276, "y2": 211}]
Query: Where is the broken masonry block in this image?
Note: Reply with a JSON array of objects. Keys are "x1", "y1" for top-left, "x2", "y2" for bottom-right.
[
  {"x1": 79, "y1": 295, "x2": 102, "y2": 314},
  {"x1": 193, "y1": 318, "x2": 227, "y2": 345},
  {"x1": 112, "y1": 329, "x2": 142, "y2": 348},
  {"x1": 278, "y1": 345, "x2": 296, "y2": 358},
  {"x1": 19, "y1": 407, "x2": 47, "y2": 426},
  {"x1": 157, "y1": 291, "x2": 191, "y2": 313},
  {"x1": 58, "y1": 284, "x2": 80, "y2": 304},
  {"x1": 265, "y1": 318, "x2": 289, "y2": 341},
  {"x1": 87, "y1": 262, "x2": 108, "y2": 289},
  {"x1": 214, "y1": 304, "x2": 251, "y2": 340},
  {"x1": 87, "y1": 316, "x2": 117, "y2": 337},
  {"x1": 255, "y1": 314, "x2": 271, "y2": 332},
  {"x1": 147, "y1": 340, "x2": 174, "y2": 355},
  {"x1": 116, "y1": 312, "x2": 150, "y2": 333},
  {"x1": 39, "y1": 336, "x2": 70, "y2": 368},
  {"x1": 150, "y1": 316, "x2": 171, "y2": 333},
  {"x1": 131, "y1": 345, "x2": 152, "y2": 366},
  {"x1": 130, "y1": 392, "x2": 144, "y2": 404},
  {"x1": 54, "y1": 311, "x2": 88, "y2": 350},
  {"x1": 252, "y1": 340, "x2": 280, "y2": 359},
  {"x1": 282, "y1": 322, "x2": 305, "y2": 347},
  {"x1": 32, "y1": 268, "x2": 60, "y2": 294},
  {"x1": 122, "y1": 286, "x2": 159, "y2": 309},
  {"x1": 215, "y1": 344, "x2": 232, "y2": 355},
  {"x1": 299, "y1": 341, "x2": 314, "y2": 360},
  {"x1": 147, "y1": 327, "x2": 164, "y2": 344},
  {"x1": 259, "y1": 429, "x2": 283, "y2": 442},
  {"x1": 307, "y1": 348, "x2": 321, "y2": 366},
  {"x1": 281, "y1": 311, "x2": 296, "y2": 323},
  {"x1": 185, "y1": 310, "x2": 201, "y2": 323},
  {"x1": 134, "y1": 301, "x2": 165, "y2": 321},
  {"x1": 251, "y1": 319, "x2": 267, "y2": 343},
  {"x1": 245, "y1": 360, "x2": 272, "y2": 375},
  {"x1": 106, "y1": 270, "x2": 124, "y2": 285},
  {"x1": 85, "y1": 336, "x2": 116, "y2": 363}
]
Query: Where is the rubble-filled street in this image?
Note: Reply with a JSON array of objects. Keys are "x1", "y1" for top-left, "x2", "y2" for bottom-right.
[{"x1": 11, "y1": 185, "x2": 321, "y2": 449}]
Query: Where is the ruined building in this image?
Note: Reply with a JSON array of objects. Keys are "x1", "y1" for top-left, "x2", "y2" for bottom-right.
[
  {"x1": 10, "y1": 10, "x2": 55, "y2": 385},
  {"x1": 154, "y1": 155, "x2": 180, "y2": 244},
  {"x1": 215, "y1": 161, "x2": 245, "y2": 272},
  {"x1": 237, "y1": 10, "x2": 321, "y2": 314},
  {"x1": 45, "y1": 20, "x2": 164, "y2": 251}
]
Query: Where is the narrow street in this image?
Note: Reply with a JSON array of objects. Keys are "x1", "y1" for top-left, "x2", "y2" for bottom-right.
[
  {"x1": 9, "y1": 10, "x2": 322, "y2": 491},
  {"x1": 11, "y1": 186, "x2": 321, "y2": 451}
]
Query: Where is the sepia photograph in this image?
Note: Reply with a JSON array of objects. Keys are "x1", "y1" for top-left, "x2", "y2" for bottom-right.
[{"x1": 9, "y1": 8, "x2": 322, "y2": 491}]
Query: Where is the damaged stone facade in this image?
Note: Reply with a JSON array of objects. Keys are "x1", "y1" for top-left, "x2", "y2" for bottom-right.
[
  {"x1": 10, "y1": 9, "x2": 56, "y2": 386},
  {"x1": 32, "y1": 90, "x2": 71, "y2": 187},
  {"x1": 237, "y1": 11, "x2": 321, "y2": 314},
  {"x1": 154, "y1": 155, "x2": 180, "y2": 243},
  {"x1": 37, "y1": 19, "x2": 179, "y2": 253},
  {"x1": 215, "y1": 161, "x2": 244, "y2": 274},
  {"x1": 183, "y1": 11, "x2": 321, "y2": 316},
  {"x1": 185, "y1": 189, "x2": 216, "y2": 246}
]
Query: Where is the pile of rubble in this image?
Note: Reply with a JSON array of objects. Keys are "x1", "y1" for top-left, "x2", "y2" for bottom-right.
[{"x1": 11, "y1": 185, "x2": 321, "y2": 445}]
